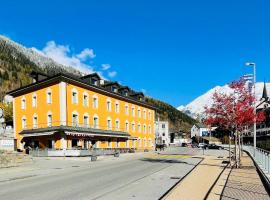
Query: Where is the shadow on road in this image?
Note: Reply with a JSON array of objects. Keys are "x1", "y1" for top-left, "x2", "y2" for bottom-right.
[{"x1": 139, "y1": 158, "x2": 196, "y2": 165}]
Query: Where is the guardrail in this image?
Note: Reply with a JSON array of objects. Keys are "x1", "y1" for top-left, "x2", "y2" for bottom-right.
[
  {"x1": 222, "y1": 144, "x2": 270, "y2": 181},
  {"x1": 243, "y1": 146, "x2": 270, "y2": 177}
]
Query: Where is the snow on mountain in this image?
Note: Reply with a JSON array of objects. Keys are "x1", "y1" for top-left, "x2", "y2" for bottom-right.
[
  {"x1": 178, "y1": 82, "x2": 270, "y2": 119},
  {"x1": 0, "y1": 35, "x2": 81, "y2": 75}
]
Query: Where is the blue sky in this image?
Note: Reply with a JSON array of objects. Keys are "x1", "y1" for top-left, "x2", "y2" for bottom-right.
[{"x1": 1, "y1": 0, "x2": 270, "y2": 107}]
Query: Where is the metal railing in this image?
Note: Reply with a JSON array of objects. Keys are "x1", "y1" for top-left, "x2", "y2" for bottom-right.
[{"x1": 243, "y1": 146, "x2": 270, "y2": 178}]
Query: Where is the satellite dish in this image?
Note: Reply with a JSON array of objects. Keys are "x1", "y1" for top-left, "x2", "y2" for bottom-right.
[{"x1": 0, "y1": 108, "x2": 3, "y2": 118}]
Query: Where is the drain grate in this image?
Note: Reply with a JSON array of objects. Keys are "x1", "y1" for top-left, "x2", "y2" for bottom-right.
[
  {"x1": 170, "y1": 176, "x2": 181, "y2": 180},
  {"x1": 72, "y1": 166, "x2": 80, "y2": 168}
]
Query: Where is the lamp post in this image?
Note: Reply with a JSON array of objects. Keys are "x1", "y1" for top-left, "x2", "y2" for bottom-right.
[{"x1": 246, "y1": 62, "x2": 256, "y2": 157}]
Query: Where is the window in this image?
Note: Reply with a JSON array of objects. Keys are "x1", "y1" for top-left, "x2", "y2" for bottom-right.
[
  {"x1": 115, "y1": 120, "x2": 120, "y2": 131},
  {"x1": 107, "y1": 118, "x2": 112, "y2": 130},
  {"x1": 138, "y1": 138, "x2": 142, "y2": 147},
  {"x1": 138, "y1": 124, "x2": 141, "y2": 133},
  {"x1": 47, "y1": 114, "x2": 52, "y2": 127},
  {"x1": 106, "y1": 100, "x2": 111, "y2": 112},
  {"x1": 125, "y1": 121, "x2": 129, "y2": 132},
  {"x1": 72, "y1": 90, "x2": 78, "y2": 104},
  {"x1": 115, "y1": 102, "x2": 120, "y2": 113},
  {"x1": 32, "y1": 94, "x2": 37, "y2": 107},
  {"x1": 124, "y1": 91, "x2": 128, "y2": 96},
  {"x1": 162, "y1": 124, "x2": 166, "y2": 128},
  {"x1": 143, "y1": 110, "x2": 146, "y2": 119},
  {"x1": 116, "y1": 139, "x2": 120, "y2": 148},
  {"x1": 83, "y1": 115, "x2": 89, "y2": 127},
  {"x1": 72, "y1": 113, "x2": 78, "y2": 127},
  {"x1": 112, "y1": 86, "x2": 118, "y2": 93},
  {"x1": 149, "y1": 111, "x2": 152, "y2": 120},
  {"x1": 132, "y1": 107, "x2": 135, "y2": 117},
  {"x1": 33, "y1": 115, "x2": 38, "y2": 129},
  {"x1": 93, "y1": 79, "x2": 98, "y2": 86},
  {"x1": 93, "y1": 116, "x2": 98, "y2": 128},
  {"x1": 143, "y1": 124, "x2": 146, "y2": 134},
  {"x1": 126, "y1": 140, "x2": 129, "y2": 148},
  {"x1": 22, "y1": 117, "x2": 26, "y2": 129},
  {"x1": 144, "y1": 139, "x2": 147, "y2": 147},
  {"x1": 125, "y1": 104, "x2": 129, "y2": 115},
  {"x1": 132, "y1": 123, "x2": 135, "y2": 132},
  {"x1": 148, "y1": 125, "x2": 151, "y2": 134},
  {"x1": 162, "y1": 133, "x2": 165, "y2": 136},
  {"x1": 108, "y1": 139, "x2": 112, "y2": 148},
  {"x1": 93, "y1": 96, "x2": 98, "y2": 108},
  {"x1": 47, "y1": 90, "x2": 52, "y2": 104},
  {"x1": 83, "y1": 93, "x2": 88, "y2": 107},
  {"x1": 21, "y1": 98, "x2": 26, "y2": 109},
  {"x1": 72, "y1": 139, "x2": 78, "y2": 147},
  {"x1": 138, "y1": 108, "x2": 141, "y2": 118}
]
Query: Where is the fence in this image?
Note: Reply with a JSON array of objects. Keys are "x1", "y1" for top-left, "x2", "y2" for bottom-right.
[{"x1": 243, "y1": 145, "x2": 270, "y2": 180}]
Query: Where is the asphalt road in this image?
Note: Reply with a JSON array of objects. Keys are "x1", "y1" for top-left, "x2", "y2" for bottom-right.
[{"x1": 0, "y1": 147, "x2": 227, "y2": 200}]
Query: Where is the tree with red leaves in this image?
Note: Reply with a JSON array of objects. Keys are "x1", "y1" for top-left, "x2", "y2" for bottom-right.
[{"x1": 204, "y1": 78, "x2": 265, "y2": 167}]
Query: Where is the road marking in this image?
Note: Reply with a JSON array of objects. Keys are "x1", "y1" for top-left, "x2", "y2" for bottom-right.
[{"x1": 144, "y1": 154, "x2": 192, "y2": 159}]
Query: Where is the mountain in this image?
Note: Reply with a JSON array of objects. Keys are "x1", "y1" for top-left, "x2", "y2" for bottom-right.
[
  {"x1": 0, "y1": 35, "x2": 82, "y2": 100},
  {"x1": 178, "y1": 82, "x2": 270, "y2": 119},
  {"x1": 0, "y1": 35, "x2": 196, "y2": 132}
]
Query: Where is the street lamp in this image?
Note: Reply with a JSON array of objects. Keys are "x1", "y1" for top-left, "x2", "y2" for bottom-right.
[{"x1": 245, "y1": 62, "x2": 256, "y2": 157}]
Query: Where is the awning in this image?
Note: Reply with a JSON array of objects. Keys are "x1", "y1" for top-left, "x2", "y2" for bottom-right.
[
  {"x1": 21, "y1": 131, "x2": 55, "y2": 137},
  {"x1": 20, "y1": 125, "x2": 131, "y2": 139}
]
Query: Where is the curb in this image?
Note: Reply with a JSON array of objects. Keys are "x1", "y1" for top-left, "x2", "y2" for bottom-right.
[
  {"x1": 203, "y1": 160, "x2": 230, "y2": 200},
  {"x1": 159, "y1": 157, "x2": 204, "y2": 200},
  {"x1": 244, "y1": 150, "x2": 270, "y2": 196}
]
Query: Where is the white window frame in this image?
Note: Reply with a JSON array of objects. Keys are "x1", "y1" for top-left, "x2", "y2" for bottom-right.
[
  {"x1": 83, "y1": 92, "x2": 89, "y2": 107},
  {"x1": 125, "y1": 104, "x2": 129, "y2": 115},
  {"x1": 115, "y1": 119, "x2": 120, "y2": 131},
  {"x1": 143, "y1": 124, "x2": 146, "y2": 134},
  {"x1": 132, "y1": 106, "x2": 135, "y2": 117},
  {"x1": 138, "y1": 108, "x2": 141, "y2": 118},
  {"x1": 21, "y1": 97, "x2": 26, "y2": 110},
  {"x1": 47, "y1": 89, "x2": 52, "y2": 104},
  {"x1": 93, "y1": 94, "x2": 98, "y2": 109},
  {"x1": 93, "y1": 114, "x2": 99, "y2": 129},
  {"x1": 143, "y1": 109, "x2": 146, "y2": 119},
  {"x1": 138, "y1": 123, "x2": 141, "y2": 133},
  {"x1": 32, "y1": 93, "x2": 37, "y2": 108},
  {"x1": 83, "y1": 113, "x2": 89, "y2": 127},
  {"x1": 125, "y1": 120, "x2": 129, "y2": 132},
  {"x1": 71, "y1": 88, "x2": 78, "y2": 104},
  {"x1": 106, "y1": 99, "x2": 112, "y2": 112},
  {"x1": 115, "y1": 101, "x2": 120, "y2": 113},
  {"x1": 107, "y1": 117, "x2": 112, "y2": 130},
  {"x1": 22, "y1": 116, "x2": 26, "y2": 129},
  {"x1": 72, "y1": 111, "x2": 79, "y2": 127},
  {"x1": 33, "y1": 114, "x2": 38, "y2": 129},
  {"x1": 47, "y1": 112, "x2": 52, "y2": 127},
  {"x1": 132, "y1": 122, "x2": 135, "y2": 132}
]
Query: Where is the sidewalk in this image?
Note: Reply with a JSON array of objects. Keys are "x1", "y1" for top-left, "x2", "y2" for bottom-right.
[
  {"x1": 164, "y1": 155, "x2": 228, "y2": 200},
  {"x1": 220, "y1": 152, "x2": 270, "y2": 200}
]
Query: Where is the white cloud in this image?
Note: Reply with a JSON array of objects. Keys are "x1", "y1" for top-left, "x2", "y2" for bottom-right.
[
  {"x1": 37, "y1": 41, "x2": 95, "y2": 74},
  {"x1": 101, "y1": 64, "x2": 111, "y2": 70},
  {"x1": 76, "y1": 48, "x2": 95, "y2": 60},
  {"x1": 108, "y1": 71, "x2": 117, "y2": 78}
]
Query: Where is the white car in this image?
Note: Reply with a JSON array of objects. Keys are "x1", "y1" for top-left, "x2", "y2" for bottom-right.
[{"x1": 198, "y1": 143, "x2": 207, "y2": 148}]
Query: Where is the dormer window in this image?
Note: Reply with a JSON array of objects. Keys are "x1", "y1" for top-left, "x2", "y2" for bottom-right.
[
  {"x1": 112, "y1": 86, "x2": 118, "y2": 93},
  {"x1": 92, "y1": 79, "x2": 98, "y2": 86},
  {"x1": 124, "y1": 91, "x2": 128, "y2": 96}
]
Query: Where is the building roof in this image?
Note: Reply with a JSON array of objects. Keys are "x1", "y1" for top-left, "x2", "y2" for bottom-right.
[
  {"x1": 7, "y1": 72, "x2": 156, "y2": 110},
  {"x1": 194, "y1": 123, "x2": 207, "y2": 128},
  {"x1": 262, "y1": 81, "x2": 268, "y2": 100}
]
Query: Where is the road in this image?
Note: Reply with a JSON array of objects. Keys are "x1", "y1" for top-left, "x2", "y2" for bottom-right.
[{"x1": 0, "y1": 147, "x2": 227, "y2": 200}]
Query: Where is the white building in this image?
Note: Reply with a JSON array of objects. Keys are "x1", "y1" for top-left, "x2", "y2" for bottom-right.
[
  {"x1": 155, "y1": 121, "x2": 170, "y2": 146},
  {"x1": 191, "y1": 123, "x2": 217, "y2": 138}
]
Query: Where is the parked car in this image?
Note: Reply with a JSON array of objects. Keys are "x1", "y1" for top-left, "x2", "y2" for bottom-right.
[
  {"x1": 198, "y1": 143, "x2": 208, "y2": 149},
  {"x1": 207, "y1": 144, "x2": 224, "y2": 150}
]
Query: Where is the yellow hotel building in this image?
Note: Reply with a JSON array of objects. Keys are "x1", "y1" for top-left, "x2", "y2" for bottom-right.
[{"x1": 8, "y1": 71, "x2": 156, "y2": 153}]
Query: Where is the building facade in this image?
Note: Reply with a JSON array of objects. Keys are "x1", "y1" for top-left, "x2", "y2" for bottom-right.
[
  {"x1": 191, "y1": 123, "x2": 217, "y2": 138},
  {"x1": 8, "y1": 72, "x2": 155, "y2": 151},
  {"x1": 154, "y1": 121, "x2": 170, "y2": 146}
]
